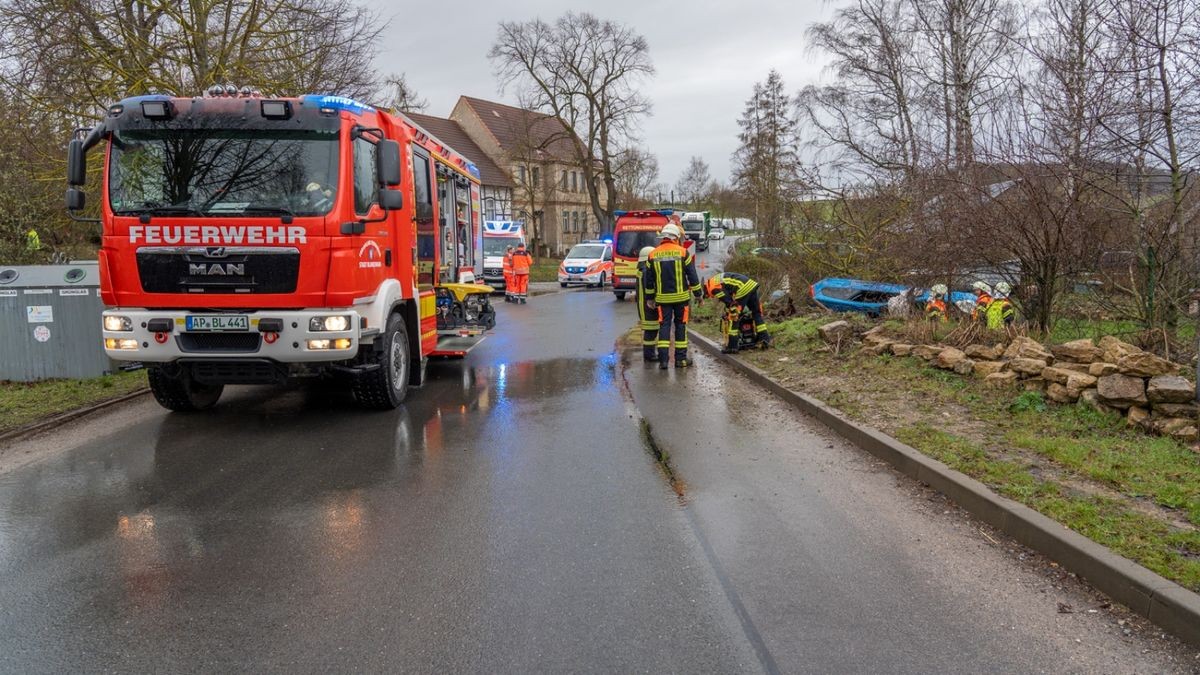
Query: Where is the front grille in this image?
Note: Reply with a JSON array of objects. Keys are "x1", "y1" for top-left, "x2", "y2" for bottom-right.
[
  {"x1": 177, "y1": 332, "x2": 262, "y2": 353},
  {"x1": 190, "y1": 359, "x2": 285, "y2": 384},
  {"x1": 566, "y1": 266, "x2": 586, "y2": 274},
  {"x1": 484, "y1": 268, "x2": 502, "y2": 276},
  {"x1": 137, "y1": 247, "x2": 300, "y2": 294}
]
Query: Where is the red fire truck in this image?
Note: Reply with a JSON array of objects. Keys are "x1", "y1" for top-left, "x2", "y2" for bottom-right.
[
  {"x1": 66, "y1": 87, "x2": 494, "y2": 411},
  {"x1": 610, "y1": 209, "x2": 679, "y2": 300}
]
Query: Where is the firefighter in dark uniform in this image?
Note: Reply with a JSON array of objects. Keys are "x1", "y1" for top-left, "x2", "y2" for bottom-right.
[
  {"x1": 635, "y1": 246, "x2": 659, "y2": 362},
  {"x1": 704, "y1": 272, "x2": 772, "y2": 353},
  {"x1": 643, "y1": 223, "x2": 702, "y2": 369}
]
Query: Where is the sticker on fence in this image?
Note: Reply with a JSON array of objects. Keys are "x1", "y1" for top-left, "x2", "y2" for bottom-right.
[{"x1": 32, "y1": 325, "x2": 50, "y2": 343}]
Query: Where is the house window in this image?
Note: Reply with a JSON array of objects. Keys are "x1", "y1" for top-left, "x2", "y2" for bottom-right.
[
  {"x1": 581, "y1": 211, "x2": 588, "y2": 233},
  {"x1": 532, "y1": 167, "x2": 540, "y2": 187},
  {"x1": 572, "y1": 211, "x2": 579, "y2": 232},
  {"x1": 571, "y1": 172, "x2": 578, "y2": 192},
  {"x1": 562, "y1": 211, "x2": 569, "y2": 233},
  {"x1": 518, "y1": 166, "x2": 526, "y2": 184}
]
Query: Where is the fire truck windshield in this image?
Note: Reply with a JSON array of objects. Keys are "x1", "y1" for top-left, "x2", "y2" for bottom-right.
[
  {"x1": 615, "y1": 229, "x2": 661, "y2": 258},
  {"x1": 108, "y1": 129, "x2": 339, "y2": 217}
]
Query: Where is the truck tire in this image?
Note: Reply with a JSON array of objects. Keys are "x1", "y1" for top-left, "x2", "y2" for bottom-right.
[
  {"x1": 352, "y1": 312, "x2": 409, "y2": 410},
  {"x1": 614, "y1": 291, "x2": 626, "y2": 301},
  {"x1": 148, "y1": 366, "x2": 223, "y2": 411}
]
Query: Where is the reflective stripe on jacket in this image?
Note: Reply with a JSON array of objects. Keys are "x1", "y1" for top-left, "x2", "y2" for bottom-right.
[
  {"x1": 635, "y1": 264, "x2": 658, "y2": 331},
  {"x1": 711, "y1": 272, "x2": 759, "y2": 307},
  {"x1": 643, "y1": 241, "x2": 700, "y2": 304}
]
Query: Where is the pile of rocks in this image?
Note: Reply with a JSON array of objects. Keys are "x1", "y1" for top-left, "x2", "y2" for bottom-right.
[{"x1": 857, "y1": 328, "x2": 1198, "y2": 442}]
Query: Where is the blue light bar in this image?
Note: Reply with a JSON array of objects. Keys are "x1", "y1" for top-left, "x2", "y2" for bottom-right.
[
  {"x1": 301, "y1": 94, "x2": 375, "y2": 116},
  {"x1": 613, "y1": 210, "x2": 627, "y2": 217}
]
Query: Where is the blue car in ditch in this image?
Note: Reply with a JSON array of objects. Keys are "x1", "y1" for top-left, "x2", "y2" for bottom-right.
[{"x1": 811, "y1": 277, "x2": 975, "y2": 317}]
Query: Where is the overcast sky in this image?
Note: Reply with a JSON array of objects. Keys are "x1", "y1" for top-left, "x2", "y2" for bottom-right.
[{"x1": 367, "y1": 0, "x2": 836, "y2": 190}]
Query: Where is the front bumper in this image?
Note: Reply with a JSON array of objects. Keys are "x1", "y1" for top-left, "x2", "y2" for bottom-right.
[
  {"x1": 558, "y1": 271, "x2": 604, "y2": 285},
  {"x1": 102, "y1": 308, "x2": 363, "y2": 363}
]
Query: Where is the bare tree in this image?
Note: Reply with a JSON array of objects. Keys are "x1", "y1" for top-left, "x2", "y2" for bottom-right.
[
  {"x1": 490, "y1": 12, "x2": 654, "y2": 236},
  {"x1": 675, "y1": 156, "x2": 711, "y2": 207},
  {"x1": 910, "y1": 0, "x2": 1020, "y2": 167},
  {"x1": 0, "y1": 0, "x2": 388, "y2": 261},
  {"x1": 612, "y1": 147, "x2": 659, "y2": 209},
  {"x1": 1092, "y1": 0, "x2": 1200, "y2": 333},
  {"x1": 378, "y1": 73, "x2": 428, "y2": 113},
  {"x1": 799, "y1": 0, "x2": 924, "y2": 182}
]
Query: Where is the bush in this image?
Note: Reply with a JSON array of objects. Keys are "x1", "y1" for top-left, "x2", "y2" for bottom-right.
[{"x1": 723, "y1": 255, "x2": 784, "y2": 295}]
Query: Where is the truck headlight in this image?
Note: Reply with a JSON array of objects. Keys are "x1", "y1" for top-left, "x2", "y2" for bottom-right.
[
  {"x1": 104, "y1": 315, "x2": 132, "y2": 332},
  {"x1": 309, "y1": 315, "x2": 351, "y2": 332}
]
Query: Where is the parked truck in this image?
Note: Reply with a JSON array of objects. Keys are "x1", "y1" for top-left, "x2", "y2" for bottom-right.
[
  {"x1": 680, "y1": 211, "x2": 710, "y2": 251},
  {"x1": 66, "y1": 87, "x2": 495, "y2": 411}
]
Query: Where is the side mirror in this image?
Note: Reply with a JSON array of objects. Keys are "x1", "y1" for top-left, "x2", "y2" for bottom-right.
[
  {"x1": 66, "y1": 188, "x2": 86, "y2": 211},
  {"x1": 67, "y1": 139, "x2": 86, "y2": 186},
  {"x1": 377, "y1": 139, "x2": 401, "y2": 187},
  {"x1": 378, "y1": 188, "x2": 403, "y2": 211}
]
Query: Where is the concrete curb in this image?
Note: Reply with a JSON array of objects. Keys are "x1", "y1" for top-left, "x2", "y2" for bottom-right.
[
  {"x1": 0, "y1": 387, "x2": 151, "y2": 446},
  {"x1": 691, "y1": 331, "x2": 1200, "y2": 648}
]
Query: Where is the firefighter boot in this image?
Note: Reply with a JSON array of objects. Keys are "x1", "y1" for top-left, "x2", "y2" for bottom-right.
[
  {"x1": 758, "y1": 332, "x2": 773, "y2": 350},
  {"x1": 675, "y1": 350, "x2": 691, "y2": 368},
  {"x1": 643, "y1": 346, "x2": 658, "y2": 362},
  {"x1": 657, "y1": 348, "x2": 670, "y2": 369},
  {"x1": 722, "y1": 335, "x2": 740, "y2": 354}
]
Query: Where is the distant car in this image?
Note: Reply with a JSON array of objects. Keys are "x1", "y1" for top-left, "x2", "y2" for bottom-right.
[
  {"x1": 750, "y1": 246, "x2": 789, "y2": 257},
  {"x1": 708, "y1": 227, "x2": 725, "y2": 240},
  {"x1": 558, "y1": 241, "x2": 614, "y2": 288}
]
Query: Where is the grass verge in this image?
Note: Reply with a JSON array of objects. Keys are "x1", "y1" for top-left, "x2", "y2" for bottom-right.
[
  {"x1": 692, "y1": 309, "x2": 1200, "y2": 592},
  {"x1": 0, "y1": 370, "x2": 148, "y2": 435}
]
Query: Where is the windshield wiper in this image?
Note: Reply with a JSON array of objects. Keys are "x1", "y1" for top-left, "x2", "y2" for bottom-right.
[
  {"x1": 115, "y1": 203, "x2": 197, "y2": 217},
  {"x1": 239, "y1": 204, "x2": 296, "y2": 222}
]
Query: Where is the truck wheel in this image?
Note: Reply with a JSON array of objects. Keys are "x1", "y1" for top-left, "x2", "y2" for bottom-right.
[
  {"x1": 560, "y1": 282, "x2": 567, "y2": 288},
  {"x1": 148, "y1": 366, "x2": 223, "y2": 411},
  {"x1": 614, "y1": 291, "x2": 626, "y2": 301},
  {"x1": 353, "y1": 312, "x2": 409, "y2": 410}
]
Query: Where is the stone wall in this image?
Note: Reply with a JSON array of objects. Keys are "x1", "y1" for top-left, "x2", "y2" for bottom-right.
[{"x1": 854, "y1": 327, "x2": 1198, "y2": 442}]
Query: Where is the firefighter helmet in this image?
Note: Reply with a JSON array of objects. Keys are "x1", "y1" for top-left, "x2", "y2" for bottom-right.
[
  {"x1": 931, "y1": 283, "x2": 948, "y2": 297},
  {"x1": 994, "y1": 281, "x2": 1011, "y2": 297},
  {"x1": 638, "y1": 246, "x2": 655, "y2": 263},
  {"x1": 659, "y1": 224, "x2": 683, "y2": 241},
  {"x1": 972, "y1": 281, "x2": 992, "y2": 294},
  {"x1": 705, "y1": 275, "x2": 723, "y2": 298}
]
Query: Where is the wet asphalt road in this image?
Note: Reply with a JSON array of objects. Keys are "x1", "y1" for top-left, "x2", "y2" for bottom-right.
[{"x1": 0, "y1": 238, "x2": 1195, "y2": 672}]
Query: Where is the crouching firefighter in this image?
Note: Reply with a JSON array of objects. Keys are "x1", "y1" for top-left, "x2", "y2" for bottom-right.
[
  {"x1": 635, "y1": 246, "x2": 659, "y2": 362},
  {"x1": 705, "y1": 272, "x2": 772, "y2": 353},
  {"x1": 643, "y1": 223, "x2": 702, "y2": 369}
]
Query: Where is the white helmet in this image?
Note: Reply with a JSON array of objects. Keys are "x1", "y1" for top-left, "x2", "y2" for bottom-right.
[
  {"x1": 931, "y1": 283, "x2": 948, "y2": 296},
  {"x1": 660, "y1": 223, "x2": 683, "y2": 241},
  {"x1": 994, "y1": 281, "x2": 1012, "y2": 297},
  {"x1": 972, "y1": 281, "x2": 992, "y2": 294},
  {"x1": 638, "y1": 246, "x2": 655, "y2": 263}
]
